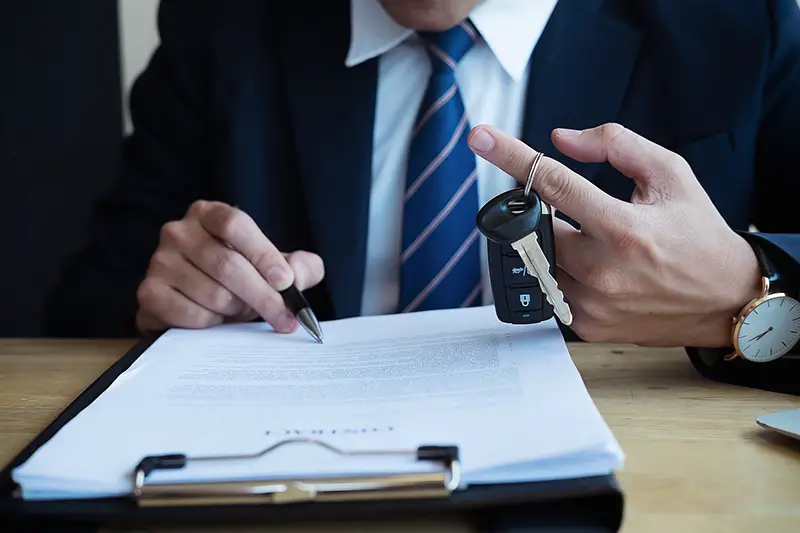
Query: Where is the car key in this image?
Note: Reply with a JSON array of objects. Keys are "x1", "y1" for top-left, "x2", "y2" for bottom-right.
[{"x1": 476, "y1": 184, "x2": 573, "y2": 326}]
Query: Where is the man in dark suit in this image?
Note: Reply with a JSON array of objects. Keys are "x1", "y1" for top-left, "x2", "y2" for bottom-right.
[{"x1": 46, "y1": 0, "x2": 800, "y2": 393}]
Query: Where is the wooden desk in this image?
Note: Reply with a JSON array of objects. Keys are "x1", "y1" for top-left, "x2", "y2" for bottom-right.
[{"x1": 2, "y1": 340, "x2": 800, "y2": 533}]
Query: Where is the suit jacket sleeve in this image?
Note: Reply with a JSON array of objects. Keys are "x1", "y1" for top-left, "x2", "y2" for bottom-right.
[
  {"x1": 687, "y1": 0, "x2": 800, "y2": 394},
  {"x1": 42, "y1": 0, "x2": 213, "y2": 337}
]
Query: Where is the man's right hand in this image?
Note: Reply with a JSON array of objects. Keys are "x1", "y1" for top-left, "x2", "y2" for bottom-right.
[{"x1": 135, "y1": 200, "x2": 325, "y2": 334}]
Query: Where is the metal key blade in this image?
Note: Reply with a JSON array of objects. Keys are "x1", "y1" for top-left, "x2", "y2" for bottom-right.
[{"x1": 511, "y1": 234, "x2": 573, "y2": 326}]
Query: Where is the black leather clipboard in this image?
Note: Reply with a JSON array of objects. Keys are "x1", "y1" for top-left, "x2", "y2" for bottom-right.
[{"x1": 0, "y1": 336, "x2": 625, "y2": 532}]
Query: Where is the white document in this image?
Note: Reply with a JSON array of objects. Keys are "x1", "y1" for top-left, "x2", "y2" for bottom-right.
[{"x1": 12, "y1": 305, "x2": 624, "y2": 500}]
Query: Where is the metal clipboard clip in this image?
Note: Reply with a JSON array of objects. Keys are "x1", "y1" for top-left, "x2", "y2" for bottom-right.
[{"x1": 132, "y1": 438, "x2": 461, "y2": 507}]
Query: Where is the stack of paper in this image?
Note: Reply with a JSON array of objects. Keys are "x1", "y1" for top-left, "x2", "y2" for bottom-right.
[{"x1": 12, "y1": 305, "x2": 624, "y2": 500}]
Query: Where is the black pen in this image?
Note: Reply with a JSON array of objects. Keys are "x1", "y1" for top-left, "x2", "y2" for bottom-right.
[
  {"x1": 279, "y1": 285, "x2": 324, "y2": 343},
  {"x1": 224, "y1": 206, "x2": 322, "y2": 342}
]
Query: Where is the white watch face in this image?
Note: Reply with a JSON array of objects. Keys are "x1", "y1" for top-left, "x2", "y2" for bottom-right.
[{"x1": 735, "y1": 295, "x2": 800, "y2": 362}]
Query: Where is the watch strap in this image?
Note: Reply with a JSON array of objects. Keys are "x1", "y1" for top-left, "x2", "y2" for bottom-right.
[
  {"x1": 746, "y1": 238, "x2": 780, "y2": 290},
  {"x1": 687, "y1": 346, "x2": 800, "y2": 395}
]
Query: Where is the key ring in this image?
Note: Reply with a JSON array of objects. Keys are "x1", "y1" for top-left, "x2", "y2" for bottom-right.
[{"x1": 524, "y1": 152, "x2": 543, "y2": 198}]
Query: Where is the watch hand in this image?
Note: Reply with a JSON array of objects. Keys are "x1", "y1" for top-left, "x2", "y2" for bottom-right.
[{"x1": 751, "y1": 327, "x2": 774, "y2": 341}]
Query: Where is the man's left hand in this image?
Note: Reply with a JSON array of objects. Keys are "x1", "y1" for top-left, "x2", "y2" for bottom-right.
[{"x1": 468, "y1": 122, "x2": 762, "y2": 348}]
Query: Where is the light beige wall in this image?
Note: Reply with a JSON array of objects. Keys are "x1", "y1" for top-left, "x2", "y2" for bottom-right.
[{"x1": 118, "y1": 0, "x2": 159, "y2": 133}]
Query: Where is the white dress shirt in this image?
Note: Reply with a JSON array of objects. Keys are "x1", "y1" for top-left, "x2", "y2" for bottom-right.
[{"x1": 346, "y1": 0, "x2": 558, "y2": 316}]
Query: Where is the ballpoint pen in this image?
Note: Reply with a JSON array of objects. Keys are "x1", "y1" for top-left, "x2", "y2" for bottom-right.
[
  {"x1": 223, "y1": 207, "x2": 322, "y2": 343},
  {"x1": 279, "y1": 285, "x2": 324, "y2": 343}
]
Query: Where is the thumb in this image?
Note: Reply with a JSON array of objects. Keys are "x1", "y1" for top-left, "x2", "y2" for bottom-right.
[
  {"x1": 551, "y1": 123, "x2": 693, "y2": 202},
  {"x1": 283, "y1": 251, "x2": 325, "y2": 291}
]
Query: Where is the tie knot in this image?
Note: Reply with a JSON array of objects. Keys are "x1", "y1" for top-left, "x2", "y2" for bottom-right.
[{"x1": 419, "y1": 20, "x2": 478, "y2": 73}]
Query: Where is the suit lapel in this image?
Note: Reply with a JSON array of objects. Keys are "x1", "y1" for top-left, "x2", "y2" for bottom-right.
[
  {"x1": 278, "y1": 3, "x2": 377, "y2": 319},
  {"x1": 520, "y1": 0, "x2": 643, "y2": 182}
]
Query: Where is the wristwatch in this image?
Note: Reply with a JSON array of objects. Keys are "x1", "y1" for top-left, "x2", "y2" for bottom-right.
[{"x1": 726, "y1": 241, "x2": 800, "y2": 363}]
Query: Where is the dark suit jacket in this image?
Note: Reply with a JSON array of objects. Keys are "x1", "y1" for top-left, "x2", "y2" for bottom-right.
[{"x1": 45, "y1": 0, "x2": 800, "y2": 394}]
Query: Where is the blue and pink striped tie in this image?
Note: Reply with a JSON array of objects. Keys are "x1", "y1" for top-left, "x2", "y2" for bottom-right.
[{"x1": 398, "y1": 21, "x2": 482, "y2": 313}]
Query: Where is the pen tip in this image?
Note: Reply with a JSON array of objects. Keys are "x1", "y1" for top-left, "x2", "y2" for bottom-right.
[{"x1": 297, "y1": 308, "x2": 324, "y2": 344}]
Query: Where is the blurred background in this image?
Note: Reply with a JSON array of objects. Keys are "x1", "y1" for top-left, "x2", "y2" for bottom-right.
[
  {"x1": 1, "y1": 2, "x2": 798, "y2": 338},
  {"x1": 2, "y1": 1, "x2": 158, "y2": 337}
]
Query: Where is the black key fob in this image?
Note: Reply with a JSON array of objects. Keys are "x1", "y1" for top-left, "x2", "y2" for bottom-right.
[{"x1": 477, "y1": 189, "x2": 556, "y2": 325}]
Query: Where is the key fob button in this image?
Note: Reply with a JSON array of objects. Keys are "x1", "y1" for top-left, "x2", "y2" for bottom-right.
[
  {"x1": 506, "y1": 287, "x2": 543, "y2": 312},
  {"x1": 501, "y1": 232, "x2": 542, "y2": 256},
  {"x1": 501, "y1": 254, "x2": 539, "y2": 287},
  {"x1": 513, "y1": 311, "x2": 539, "y2": 323},
  {"x1": 501, "y1": 242, "x2": 517, "y2": 256}
]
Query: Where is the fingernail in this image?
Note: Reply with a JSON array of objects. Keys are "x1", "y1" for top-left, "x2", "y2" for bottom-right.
[
  {"x1": 469, "y1": 128, "x2": 495, "y2": 153},
  {"x1": 267, "y1": 266, "x2": 292, "y2": 291},
  {"x1": 555, "y1": 128, "x2": 581, "y2": 138}
]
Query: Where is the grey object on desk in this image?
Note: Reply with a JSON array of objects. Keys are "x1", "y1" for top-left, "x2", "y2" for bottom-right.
[{"x1": 757, "y1": 409, "x2": 800, "y2": 440}]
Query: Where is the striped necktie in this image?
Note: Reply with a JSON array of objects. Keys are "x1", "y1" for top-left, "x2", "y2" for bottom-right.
[{"x1": 398, "y1": 20, "x2": 481, "y2": 313}]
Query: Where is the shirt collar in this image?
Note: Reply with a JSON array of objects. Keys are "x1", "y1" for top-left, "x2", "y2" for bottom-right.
[{"x1": 345, "y1": 0, "x2": 559, "y2": 82}]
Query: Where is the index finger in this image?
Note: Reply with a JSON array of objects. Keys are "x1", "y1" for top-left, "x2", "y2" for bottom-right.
[
  {"x1": 467, "y1": 125, "x2": 629, "y2": 230},
  {"x1": 193, "y1": 202, "x2": 295, "y2": 291}
]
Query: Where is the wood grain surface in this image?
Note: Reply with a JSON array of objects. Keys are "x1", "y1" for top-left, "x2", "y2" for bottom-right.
[{"x1": 2, "y1": 339, "x2": 799, "y2": 532}]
